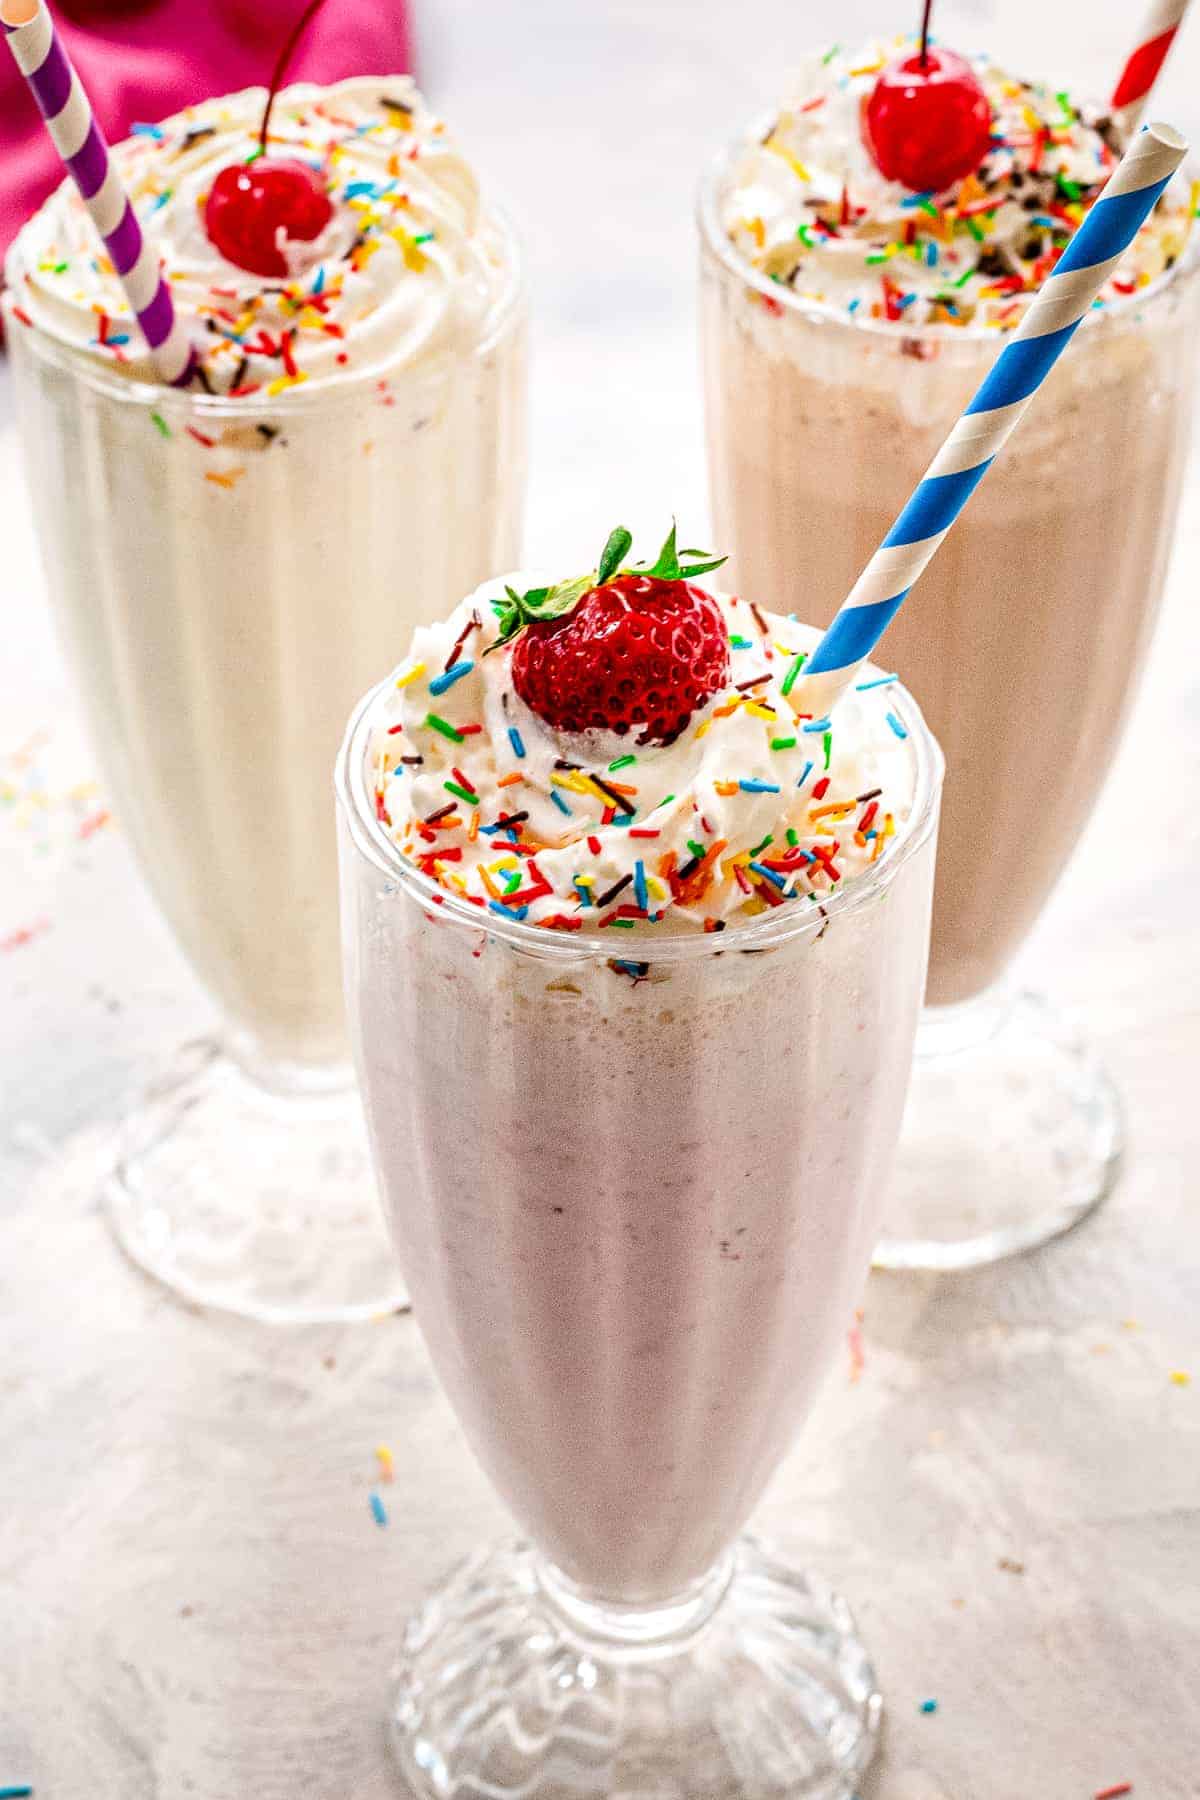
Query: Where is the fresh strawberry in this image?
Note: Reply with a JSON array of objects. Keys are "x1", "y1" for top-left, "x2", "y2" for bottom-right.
[{"x1": 496, "y1": 526, "x2": 731, "y2": 746}]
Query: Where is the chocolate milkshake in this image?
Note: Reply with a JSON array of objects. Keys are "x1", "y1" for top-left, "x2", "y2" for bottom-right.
[
  {"x1": 336, "y1": 537, "x2": 943, "y2": 1795},
  {"x1": 701, "y1": 40, "x2": 1199, "y2": 1009}
]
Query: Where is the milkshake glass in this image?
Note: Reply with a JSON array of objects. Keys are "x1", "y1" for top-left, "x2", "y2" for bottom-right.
[
  {"x1": 335, "y1": 568, "x2": 943, "y2": 1797},
  {"x1": 5, "y1": 77, "x2": 527, "y2": 1320},
  {"x1": 699, "y1": 44, "x2": 1200, "y2": 1266}
]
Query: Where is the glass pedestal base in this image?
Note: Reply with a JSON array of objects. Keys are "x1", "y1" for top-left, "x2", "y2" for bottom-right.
[
  {"x1": 875, "y1": 988, "x2": 1123, "y2": 1271},
  {"x1": 104, "y1": 1038, "x2": 408, "y2": 1324},
  {"x1": 391, "y1": 1537, "x2": 881, "y2": 1800}
]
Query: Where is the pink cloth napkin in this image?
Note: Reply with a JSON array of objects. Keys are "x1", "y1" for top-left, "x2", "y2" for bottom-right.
[{"x1": 1, "y1": 0, "x2": 414, "y2": 266}]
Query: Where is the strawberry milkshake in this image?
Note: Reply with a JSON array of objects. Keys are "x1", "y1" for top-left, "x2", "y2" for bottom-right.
[
  {"x1": 5, "y1": 74, "x2": 526, "y2": 1319},
  {"x1": 336, "y1": 528, "x2": 943, "y2": 1797},
  {"x1": 700, "y1": 35, "x2": 1199, "y2": 1263}
]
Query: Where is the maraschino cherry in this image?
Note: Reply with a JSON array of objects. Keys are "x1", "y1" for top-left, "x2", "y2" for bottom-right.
[
  {"x1": 863, "y1": 0, "x2": 993, "y2": 194},
  {"x1": 204, "y1": 0, "x2": 333, "y2": 278}
]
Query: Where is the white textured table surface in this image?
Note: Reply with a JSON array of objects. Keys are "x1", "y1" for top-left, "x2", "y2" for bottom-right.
[{"x1": 2, "y1": 4, "x2": 1199, "y2": 1797}]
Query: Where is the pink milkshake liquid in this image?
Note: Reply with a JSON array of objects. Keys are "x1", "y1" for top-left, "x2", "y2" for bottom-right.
[
  {"x1": 336, "y1": 567, "x2": 942, "y2": 1799},
  {"x1": 700, "y1": 43, "x2": 1200, "y2": 1265}
]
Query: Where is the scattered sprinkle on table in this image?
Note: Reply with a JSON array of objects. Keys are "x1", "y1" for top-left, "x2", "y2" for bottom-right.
[
  {"x1": 1094, "y1": 1783, "x2": 1133, "y2": 1799},
  {"x1": 1169, "y1": 1370, "x2": 1191, "y2": 1387},
  {"x1": 375, "y1": 1444, "x2": 395, "y2": 1482},
  {"x1": 369, "y1": 1492, "x2": 388, "y2": 1527},
  {"x1": 919, "y1": 1698, "x2": 938, "y2": 1714}
]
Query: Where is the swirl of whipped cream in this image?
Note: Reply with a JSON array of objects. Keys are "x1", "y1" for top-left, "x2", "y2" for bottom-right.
[
  {"x1": 720, "y1": 40, "x2": 1195, "y2": 331},
  {"x1": 370, "y1": 576, "x2": 919, "y2": 934},
  {"x1": 5, "y1": 76, "x2": 511, "y2": 392}
]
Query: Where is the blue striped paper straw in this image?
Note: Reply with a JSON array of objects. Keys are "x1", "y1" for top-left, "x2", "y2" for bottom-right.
[
  {"x1": 794, "y1": 122, "x2": 1188, "y2": 720},
  {"x1": 2, "y1": 0, "x2": 194, "y2": 385}
]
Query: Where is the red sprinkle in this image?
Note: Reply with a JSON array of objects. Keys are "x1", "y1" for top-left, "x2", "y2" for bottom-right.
[
  {"x1": 629, "y1": 828, "x2": 661, "y2": 839},
  {"x1": 1094, "y1": 1786, "x2": 1133, "y2": 1800},
  {"x1": 186, "y1": 425, "x2": 216, "y2": 448},
  {"x1": 812, "y1": 777, "x2": 831, "y2": 800},
  {"x1": 11, "y1": 306, "x2": 34, "y2": 327}
]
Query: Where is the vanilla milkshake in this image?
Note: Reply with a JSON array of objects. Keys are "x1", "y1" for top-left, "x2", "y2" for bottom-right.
[
  {"x1": 6, "y1": 77, "x2": 526, "y2": 1074},
  {"x1": 701, "y1": 42, "x2": 1199, "y2": 1009},
  {"x1": 337, "y1": 544, "x2": 941, "y2": 1605}
]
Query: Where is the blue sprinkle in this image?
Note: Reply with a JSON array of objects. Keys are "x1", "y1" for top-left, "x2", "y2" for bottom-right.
[
  {"x1": 150, "y1": 189, "x2": 172, "y2": 213},
  {"x1": 919, "y1": 1698, "x2": 938, "y2": 1715},
  {"x1": 428, "y1": 660, "x2": 473, "y2": 696},
  {"x1": 312, "y1": 265, "x2": 326, "y2": 295},
  {"x1": 885, "y1": 711, "x2": 908, "y2": 740},
  {"x1": 847, "y1": 297, "x2": 861, "y2": 314},
  {"x1": 900, "y1": 190, "x2": 934, "y2": 209},
  {"x1": 926, "y1": 241, "x2": 938, "y2": 267},
  {"x1": 507, "y1": 725, "x2": 526, "y2": 758},
  {"x1": 633, "y1": 859, "x2": 648, "y2": 909},
  {"x1": 550, "y1": 790, "x2": 572, "y2": 817},
  {"x1": 729, "y1": 634, "x2": 754, "y2": 649},
  {"x1": 854, "y1": 673, "x2": 898, "y2": 691},
  {"x1": 488, "y1": 900, "x2": 529, "y2": 921},
  {"x1": 573, "y1": 879, "x2": 592, "y2": 907},
  {"x1": 897, "y1": 293, "x2": 917, "y2": 311},
  {"x1": 613, "y1": 959, "x2": 647, "y2": 978},
  {"x1": 344, "y1": 179, "x2": 382, "y2": 199},
  {"x1": 750, "y1": 861, "x2": 786, "y2": 890},
  {"x1": 131, "y1": 122, "x2": 164, "y2": 139},
  {"x1": 794, "y1": 848, "x2": 816, "y2": 864},
  {"x1": 802, "y1": 717, "x2": 832, "y2": 734},
  {"x1": 369, "y1": 1493, "x2": 388, "y2": 1527},
  {"x1": 739, "y1": 779, "x2": 781, "y2": 794},
  {"x1": 478, "y1": 821, "x2": 506, "y2": 836},
  {"x1": 797, "y1": 759, "x2": 814, "y2": 789}
]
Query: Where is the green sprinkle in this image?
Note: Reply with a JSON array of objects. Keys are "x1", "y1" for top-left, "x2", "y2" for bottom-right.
[
  {"x1": 917, "y1": 198, "x2": 939, "y2": 219},
  {"x1": 443, "y1": 779, "x2": 478, "y2": 805},
  {"x1": 151, "y1": 410, "x2": 170, "y2": 438},
  {"x1": 1057, "y1": 173, "x2": 1082, "y2": 202},
  {"x1": 686, "y1": 838, "x2": 705, "y2": 859},
  {"x1": 865, "y1": 251, "x2": 888, "y2": 266},
  {"x1": 821, "y1": 41, "x2": 841, "y2": 62},
  {"x1": 965, "y1": 218, "x2": 985, "y2": 243},
  {"x1": 1055, "y1": 88, "x2": 1074, "y2": 122},
  {"x1": 781, "y1": 651, "x2": 808, "y2": 697},
  {"x1": 797, "y1": 224, "x2": 816, "y2": 248},
  {"x1": 953, "y1": 265, "x2": 975, "y2": 288},
  {"x1": 786, "y1": 827, "x2": 800, "y2": 847},
  {"x1": 413, "y1": 231, "x2": 435, "y2": 244},
  {"x1": 823, "y1": 731, "x2": 833, "y2": 770},
  {"x1": 771, "y1": 735, "x2": 797, "y2": 750},
  {"x1": 653, "y1": 793, "x2": 675, "y2": 810},
  {"x1": 503, "y1": 868, "x2": 522, "y2": 894},
  {"x1": 608, "y1": 754, "x2": 637, "y2": 771},
  {"x1": 426, "y1": 713, "x2": 465, "y2": 743},
  {"x1": 607, "y1": 917, "x2": 635, "y2": 929},
  {"x1": 750, "y1": 833, "x2": 774, "y2": 857}
]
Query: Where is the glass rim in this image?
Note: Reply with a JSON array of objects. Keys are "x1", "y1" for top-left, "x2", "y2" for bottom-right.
[
  {"x1": 696, "y1": 123, "x2": 1200, "y2": 345},
  {"x1": 2, "y1": 204, "x2": 525, "y2": 415},
  {"x1": 334, "y1": 661, "x2": 944, "y2": 965}
]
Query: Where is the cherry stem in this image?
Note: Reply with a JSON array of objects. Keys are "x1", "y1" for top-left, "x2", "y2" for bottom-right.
[
  {"x1": 918, "y1": 0, "x2": 934, "y2": 67},
  {"x1": 259, "y1": 0, "x2": 330, "y2": 151}
]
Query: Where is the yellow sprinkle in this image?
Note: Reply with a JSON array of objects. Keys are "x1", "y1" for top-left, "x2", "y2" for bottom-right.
[
  {"x1": 764, "y1": 135, "x2": 812, "y2": 183},
  {"x1": 741, "y1": 215, "x2": 766, "y2": 248},
  {"x1": 265, "y1": 372, "x2": 309, "y2": 396},
  {"x1": 745, "y1": 703, "x2": 777, "y2": 723},
  {"x1": 695, "y1": 719, "x2": 713, "y2": 740},
  {"x1": 848, "y1": 58, "x2": 885, "y2": 76},
  {"x1": 646, "y1": 875, "x2": 667, "y2": 901},
  {"x1": 1170, "y1": 1370, "x2": 1191, "y2": 1387},
  {"x1": 395, "y1": 662, "x2": 426, "y2": 688},
  {"x1": 376, "y1": 1444, "x2": 395, "y2": 1481}
]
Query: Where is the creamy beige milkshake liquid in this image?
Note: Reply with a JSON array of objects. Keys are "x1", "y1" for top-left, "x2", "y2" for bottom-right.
[
  {"x1": 702, "y1": 45, "x2": 1199, "y2": 1006},
  {"x1": 5, "y1": 78, "x2": 526, "y2": 1072},
  {"x1": 339, "y1": 577, "x2": 940, "y2": 1600}
]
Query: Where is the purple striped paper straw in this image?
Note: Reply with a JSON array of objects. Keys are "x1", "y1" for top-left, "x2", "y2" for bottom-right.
[{"x1": 2, "y1": 0, "x2": 194, "y2": 385}]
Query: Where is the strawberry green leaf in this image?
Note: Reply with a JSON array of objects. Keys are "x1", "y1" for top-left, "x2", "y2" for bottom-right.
[{"x1": 597, "y1": 526, "x2": 633, "y2": 587}]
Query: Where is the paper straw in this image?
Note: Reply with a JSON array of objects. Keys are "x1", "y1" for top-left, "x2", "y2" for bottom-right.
[
  {"x1": 1112, "y1": 0, "x2": 1191, "y2": 123},
  {"x1": 794, "y1": 122, "x2": 1188, "y2": 721},
  {"x1": 1, "y1": 0, "x2": 194, "y2": 385}
]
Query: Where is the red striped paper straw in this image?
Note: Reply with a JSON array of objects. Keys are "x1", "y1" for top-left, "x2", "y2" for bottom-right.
[
  {"x1": 1112, "y1": 0, "x2": 1191, "y2": 122},
  {"x1": 2, "y1": 0, "x2": 194, "y2": 385}
]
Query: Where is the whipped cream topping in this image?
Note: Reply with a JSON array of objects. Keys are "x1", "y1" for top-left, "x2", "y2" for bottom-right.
[
  {"x1": 369, "y1": 577, "x2": 918, "y2": 935},
  {"x1": 5, "y1": 76, "x2": 510, "y2": 392},
  {"x1": 720, "y1": 40, "x2": 1195, "y2": 331}
]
